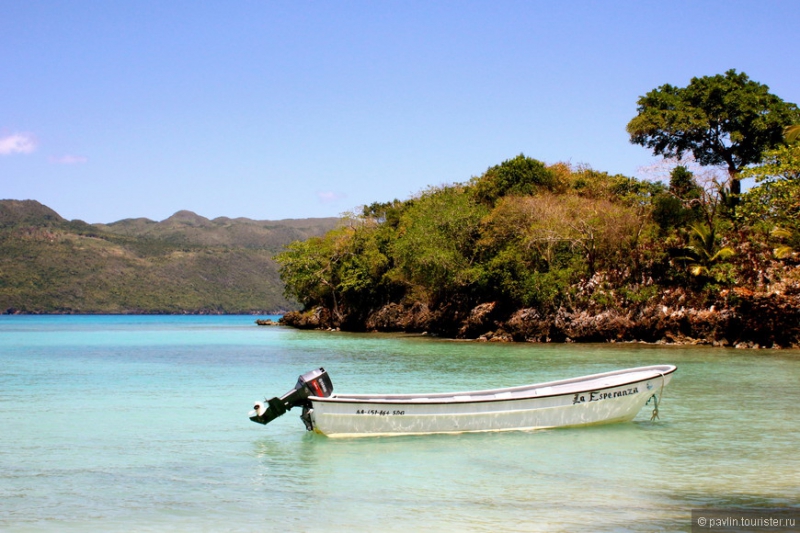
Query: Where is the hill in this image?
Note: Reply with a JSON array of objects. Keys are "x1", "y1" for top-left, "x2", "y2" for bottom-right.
[
  {"x1": 277, "y1": 155, "x2": 800, "y2": 348},
  {"x1": 0, "y1": 199, "x2": 65, "y2": 227},
  {"x1": 97, "y1": 211, "x2": 339, "y2": 250},
  {"x1": 0, "y1": 200, "x2": 340, "y2": 314}
]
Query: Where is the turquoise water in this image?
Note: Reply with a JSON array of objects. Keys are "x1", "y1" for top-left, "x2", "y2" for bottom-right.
[{"x1": 1, "y1": 316, "x2": 799, "y2": 532}]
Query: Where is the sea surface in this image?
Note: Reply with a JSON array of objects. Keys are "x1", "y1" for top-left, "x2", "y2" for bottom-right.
[{"x1": 1, "y1": 315, "x2": 798, "y2": 532}]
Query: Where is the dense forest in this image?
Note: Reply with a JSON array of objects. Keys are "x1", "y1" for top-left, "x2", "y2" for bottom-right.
[
  {"x1": 0, "y1": 201, "x2": 338, "y2": 314},
  {"x1": 278, "y1": 71, "x2": 800, "y2": 348}
]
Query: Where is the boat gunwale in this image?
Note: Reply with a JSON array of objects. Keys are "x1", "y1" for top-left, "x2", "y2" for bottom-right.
[{"x1": 308, "y1": 364, "x2": 676, "y2": 406}]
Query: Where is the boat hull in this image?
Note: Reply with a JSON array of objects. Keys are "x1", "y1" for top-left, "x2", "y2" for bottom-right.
[{"x1": 308, "y1": 365, "x2": 675, "y2": 437}]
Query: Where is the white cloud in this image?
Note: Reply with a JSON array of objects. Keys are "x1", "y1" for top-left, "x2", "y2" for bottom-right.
[
  {"x1": 49, "y1": 154, "x2": 88, "y2": 165},
  {"x1": 0, "y1": 132, "x2": 37, "y2": 155},
  {"x1": 317, "y1": 191, "x2": 347, "y2": 204}
]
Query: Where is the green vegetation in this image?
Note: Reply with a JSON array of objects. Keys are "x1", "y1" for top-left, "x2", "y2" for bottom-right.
[
  {"x1": 6, "y1": 69, "x2": 799, "y2": 344},
  {"x1": 0, "y1": 200, "x2": 339, "y2": 314},
  {"x1": 675, "y1": 223, "x2": 736, "y2": 279},
  {"x1": 739, "y1": 125, "x2": 800, "y2": 262},
  {"x1": 627, "y1": 69, "x2": 799, "y2": 196},
  {"x1": 278, "y1": 71, "x2": 800, "y2": 346},
  {"x1": 279, "y1": 156, "x2": 668, "y2": 321},
  {"x1": 276, "y1": 149, "x2": 800, "y2": 341}
]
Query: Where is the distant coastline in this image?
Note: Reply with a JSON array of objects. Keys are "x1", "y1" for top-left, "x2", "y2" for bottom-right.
[
  {"x1": 0, "y1": 199, "x2": 338, "y2": 316},
  {"x1": 3, "y1": 308, "x2": 287, "y2": 316}
]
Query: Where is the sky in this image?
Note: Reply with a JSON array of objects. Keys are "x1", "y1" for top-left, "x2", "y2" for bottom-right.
[{"x1": 2, "y1": 1, "x2": 799, "y2": 224}]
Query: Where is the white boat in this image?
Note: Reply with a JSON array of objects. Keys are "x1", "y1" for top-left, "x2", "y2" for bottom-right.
[{"x1": 249, "y1": 365, "x2": 676, "y2": 438}]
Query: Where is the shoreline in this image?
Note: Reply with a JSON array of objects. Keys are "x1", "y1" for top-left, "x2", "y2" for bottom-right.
[
  {"x1": 280, "y1": 285, "x2": 800, "y2": 349},
  {"x1": 3, "y1": 308, "x2": 292, "y2": 316}
]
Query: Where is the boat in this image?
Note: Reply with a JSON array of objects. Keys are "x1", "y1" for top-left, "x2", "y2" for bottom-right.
[{"x1": 249, "y1": 365, "x2": 676, "y2": 437}]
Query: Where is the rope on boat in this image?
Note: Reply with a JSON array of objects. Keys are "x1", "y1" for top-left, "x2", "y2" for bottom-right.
[
  {"x1": 647, "y1": 372, "x2": 666, "y2": 421},
  {"x1": 648, "y1": 394, "x2": 659, "y2": 420}
]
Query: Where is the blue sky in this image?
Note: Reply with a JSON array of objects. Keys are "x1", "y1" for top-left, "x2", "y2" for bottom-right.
[{"x1": 2, "y1": 1, "x2": 799, "y2": 223}]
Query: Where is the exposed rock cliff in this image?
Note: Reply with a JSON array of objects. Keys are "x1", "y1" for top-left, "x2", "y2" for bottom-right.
[{"x1": 280, "y1": 270, "x2": 800, "y2": 348}]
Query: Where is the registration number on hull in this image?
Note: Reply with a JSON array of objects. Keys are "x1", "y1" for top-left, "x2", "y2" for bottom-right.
[{"x1": 355, "y1": 409, "x2": 406, "y2": 416}]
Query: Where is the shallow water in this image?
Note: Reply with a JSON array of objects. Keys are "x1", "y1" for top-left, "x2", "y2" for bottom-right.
[{"x1": 1, "y1": 315, "x2": 798, "y2": 532}]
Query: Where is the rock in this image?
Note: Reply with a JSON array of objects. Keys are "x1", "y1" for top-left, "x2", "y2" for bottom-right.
[
  {"x1": 364, "y1": 303, "x2": 407, "y2": 331},
  {"x1": 560, "y1": 309, "x2": 635, "y2": 343},
  {"x1": 365, "y1": 302, "x2": 433, "y2": 332},
  {"x1": 282, "y1": 271, "x2": 800, "y2": 348},
  {"x1": 280, "y1": 306, "x2": 332, "y2": 330},
  {"x1": 504, "y1": 308, "x2": 549, "y2": 342},
  {"x1": 457, "y1": 302, "x2": 498, "y2": 338}
]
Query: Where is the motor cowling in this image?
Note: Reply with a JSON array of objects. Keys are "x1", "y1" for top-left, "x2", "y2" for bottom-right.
[{"x1": 250, "y1": 368, "x2": 333, "y2": 426}]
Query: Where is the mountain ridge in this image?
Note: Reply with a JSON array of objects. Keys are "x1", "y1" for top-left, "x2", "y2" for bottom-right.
[
  {"x1": 0, "y1": 199, "x2": 65, "y2": 227},
  {"x1": 0, "y1": 199, "x2": 341, "y2": 314}
]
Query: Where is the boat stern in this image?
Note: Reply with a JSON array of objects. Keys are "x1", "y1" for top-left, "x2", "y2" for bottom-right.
[{"x1": 249, "y1": 368, "x2": 334, "y2": 428}]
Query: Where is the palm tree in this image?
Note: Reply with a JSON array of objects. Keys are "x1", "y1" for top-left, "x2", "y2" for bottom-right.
[
  {"x1": 786, "y1": 124, "x2": 800, "y2": 144},
  {"x1": 771, "y1": 226, "x2": 797, "y2": 259},
  {"x1": 676, "y1": 223, "x2": 735, "y2": 277}
]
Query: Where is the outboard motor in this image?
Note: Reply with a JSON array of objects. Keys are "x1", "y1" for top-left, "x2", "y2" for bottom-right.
[{"x1": 250, "y1": 368, "x2": 333, "y2": 429}]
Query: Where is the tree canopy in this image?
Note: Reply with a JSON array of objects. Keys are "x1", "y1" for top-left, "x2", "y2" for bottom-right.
[
  {"x1": 470, "y1": 154, "x2": 558, "y2": 206},
  {"x1": 627, "y1": 69, "x2": 799, "y2": 196},
  {"x1": 277, "y1": 157, "x2": 666, "y2": 318},
  {"x1": 277, "y1": 75, "x2": 800, "y2": 346}
]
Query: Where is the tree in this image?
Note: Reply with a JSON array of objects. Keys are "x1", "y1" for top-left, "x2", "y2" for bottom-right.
[
  {"x1": 770, "y1": 226, "x2": 798, "y2": 260},
  {"x1": 786, "y1": 124, "x2": 800, "y2": 144},
  {"x1": 481, "y1": 193, "x2": 644, "y2": 276},
  {"x1": 470, "y1": 154, "x2": 557, "y2": 206},
  {"x1": 627, "y1": 70, "x2": 799, "y2": 196},
  {"x1": 651, "y1": 165, "x2": 706, "y2": 233},
  {"x1": 391, "y1": 185, "x2": 488, "y2": 298},
  {"x1": 676, "y1": 223, "x2": 735, "y2": 278},
  {"x1": 558, "y1": 195, "x2": 644, "y2": 275},
  {"x1": 668, "y1": 165, "x2": 703, "y2": 201},
  {"x1": 738, "y1": 131, "x2": 800, "y2": 257},
  {"x1": 276, "y1": 235, "x2": 338, "y2": 310}
]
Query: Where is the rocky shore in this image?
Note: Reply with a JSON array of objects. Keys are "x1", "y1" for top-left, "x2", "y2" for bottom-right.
[{"x1": 280, "y1": 278, "x2": 800, "y2": 349}]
